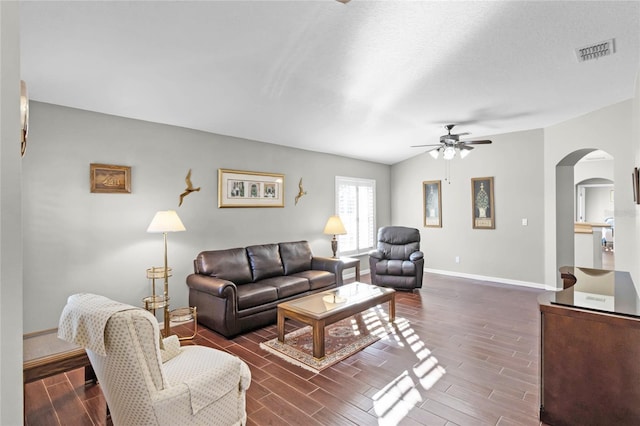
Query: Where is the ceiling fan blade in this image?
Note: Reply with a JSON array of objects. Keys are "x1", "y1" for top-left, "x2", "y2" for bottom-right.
[
  {"x1": 411, "y1": 143, "x2": 443, "y2": 148},
  {"x1": 464, "y1": 140, "x2": 492, "y2": 145},
  {"x1": 454, "y1": 132, "x2": 471, "y2": 136},
  {"x1": 459, "y1": 145, "x2": 474, "y2": 151}
]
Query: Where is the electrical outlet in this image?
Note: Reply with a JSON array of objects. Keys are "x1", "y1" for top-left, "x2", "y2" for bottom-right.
[
  {"x1": 455, "y1": 256, "x2": 460, "y2": 263},
  {"x1": 522, "y1": 218, "x2": 528, "y2": 226}
]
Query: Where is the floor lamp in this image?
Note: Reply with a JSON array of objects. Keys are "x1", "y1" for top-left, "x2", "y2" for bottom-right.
[{"x1": 147, "y1": 210, "x2": 186, "y2": 337}]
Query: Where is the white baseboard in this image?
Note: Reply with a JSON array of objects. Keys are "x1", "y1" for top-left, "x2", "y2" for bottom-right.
[
  {"x1": 424, "y1": 268, "x2": 554, "y2": 291},
  {"x1": 351, "y1": 266, "x2": 554, "y2": 291}
]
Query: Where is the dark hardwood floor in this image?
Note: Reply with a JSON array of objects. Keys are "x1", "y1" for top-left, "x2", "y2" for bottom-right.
[{"x1": 25, "y1": 273, "x2": 547, "y2": 425}]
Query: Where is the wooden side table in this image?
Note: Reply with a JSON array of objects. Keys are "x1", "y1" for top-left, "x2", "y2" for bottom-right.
[{"x1": 340, "y1": 257, "x2": 361, "y2": 282}]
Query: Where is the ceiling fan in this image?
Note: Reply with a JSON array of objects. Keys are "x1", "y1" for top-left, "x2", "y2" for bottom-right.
[{"x1": 412, "y1": 124, "x2": 492, "y2": 160}]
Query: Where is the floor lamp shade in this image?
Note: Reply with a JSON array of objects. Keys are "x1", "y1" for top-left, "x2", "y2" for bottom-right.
[
  {"x1": 147, "y1": 210, "x2": 186, "y2": 233},
  {"x1": 323, "y1": 215, "x2": 347, "y2": 258}
]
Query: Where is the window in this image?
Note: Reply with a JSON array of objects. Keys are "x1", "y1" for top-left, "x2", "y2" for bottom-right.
[{"x1": 335, "y1": 176, "x2": 376, "y2": 256}]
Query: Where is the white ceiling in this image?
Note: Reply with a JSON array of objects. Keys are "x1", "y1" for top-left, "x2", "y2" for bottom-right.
[{"x1": 19, "y1": 1, "x2": 640, "y2": 165}]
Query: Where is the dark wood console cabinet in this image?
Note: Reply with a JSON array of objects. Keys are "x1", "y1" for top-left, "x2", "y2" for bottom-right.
[{"x1": 539, "y1": 267, "x2": 640, "y2": 425}]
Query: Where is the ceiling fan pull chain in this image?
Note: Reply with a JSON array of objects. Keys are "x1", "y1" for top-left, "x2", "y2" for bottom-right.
[{"x1": 445, "y1": 160, "x2": 451, "y2": 184}]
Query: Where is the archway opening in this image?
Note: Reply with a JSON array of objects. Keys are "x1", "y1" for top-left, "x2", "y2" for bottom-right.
[{"x1": 556, "y1": 149, "x2": 615, "y2": 282}]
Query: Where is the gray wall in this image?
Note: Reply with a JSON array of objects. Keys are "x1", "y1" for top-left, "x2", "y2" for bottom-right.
[
  {"x1": 584, "y1": 186, "x2": 614, "y2": 223},
  {"x1": 390, "y1": 129, "x2": 546, "y2": 286},
  {"x1": 392, "y1": 94, "x2": 639, "y2": 290},
  {"x1": 22, "y1": 102, "x2": 391, "y2": 332},
  {"x1": 1, "y1": 2, "x2": 24, "y2": 423},
  {"x1": 544, "y1": 99, "x2": 636, "y2": 288},
  {"x1": 22, "y1": 92, "x2": 640, "y2": 332},
  {"x1": 575, "y1": 158, "x2": 614, "y2": 222},
  {"x1": 575, "y1": 158, "x2": 614, "y2": 183}
]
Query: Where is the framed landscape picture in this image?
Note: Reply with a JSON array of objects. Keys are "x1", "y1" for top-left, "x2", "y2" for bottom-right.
[
  {"x1": 90, "y1": 163, "x2": 131, "y2": 193},
  {"x1": 218, "y1": 168, "x2": 284, "y2": 208},
  {"x1": 471, "y1": 176, "x2": 495, "y2": 229},
  {"x1": 423, "y1": 180, "x2": 442, "y2": 227}
]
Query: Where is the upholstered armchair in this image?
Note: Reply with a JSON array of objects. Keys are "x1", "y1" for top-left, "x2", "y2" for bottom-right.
[
  {"x1": 58, "y1": 293, "x2": 251, "y2": 426},
  {"x1": 369, "y1": 226, "x2": 424, "y2": 290}
]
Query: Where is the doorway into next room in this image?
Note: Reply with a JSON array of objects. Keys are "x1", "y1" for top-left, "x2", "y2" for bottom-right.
[{"x1": 575, "y1": 150, "x2": 614, "y2": 270}]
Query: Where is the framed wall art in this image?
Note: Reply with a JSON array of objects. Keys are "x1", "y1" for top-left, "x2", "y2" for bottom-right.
[
  {"x1": 90, "y1": 163, "x2": 131, "y2": 194},
  {"x1": 471, "y1": 176, "x2": 495, "y2": 229},
  {"x1": 423, "y1": 180, "x2": 442, "y2": 227},
  {"x1": 218, "y1": 168, "x2": 285, "y2": 208}
]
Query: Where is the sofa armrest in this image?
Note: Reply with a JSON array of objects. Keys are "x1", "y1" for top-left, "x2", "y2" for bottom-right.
[
  {"x1": 311, "y1": 256, "x2": 343, "y2": 275},
  {"x1": 186, "y1": 274, "x2": 237, "y2": 298},
  {"x1": 409, "y1": 251, "x2": 424, "y2": 262},
  {"x1": 369, "y1": 250, "x2": 384, "y2": 260},
  {"x1": 311, "y1": 257, "x2": 344, "y2": 285}
]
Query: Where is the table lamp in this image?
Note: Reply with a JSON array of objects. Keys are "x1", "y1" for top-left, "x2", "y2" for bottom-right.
[
  {"x1": 323, "y1": 215, "x2": 347, "y2": 258},
  {"x1": 147, "y1": 210, "x2": 186, "y2": 337}
]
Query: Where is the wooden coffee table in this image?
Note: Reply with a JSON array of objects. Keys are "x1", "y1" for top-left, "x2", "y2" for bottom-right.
[{"x1": 277, "y1": 282, "x2": 395, "y2": 359}]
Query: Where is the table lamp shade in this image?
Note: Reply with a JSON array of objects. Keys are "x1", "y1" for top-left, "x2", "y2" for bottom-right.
[
  {"x1": 323, "y1": 215, "x2": 346, "y2": 235},
  {"x1": 147, "y1": 210, "x2": 186, "y2": 233}
]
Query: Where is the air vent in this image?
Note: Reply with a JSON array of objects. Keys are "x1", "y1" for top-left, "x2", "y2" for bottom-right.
[{"x1": 575, "y1": 39, "x2": 615, "y2": 62}]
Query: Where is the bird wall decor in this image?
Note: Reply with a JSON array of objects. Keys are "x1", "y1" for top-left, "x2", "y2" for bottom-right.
[
  {"x1": 179, "y1": 169, "x2": 200, "y2": 206},
  {"x1": 295, "y1": 178, "x2": 307, "y2": 205}
]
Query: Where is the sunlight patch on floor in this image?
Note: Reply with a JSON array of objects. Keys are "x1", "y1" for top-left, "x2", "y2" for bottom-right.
[
  {"x1": 371, "y1": 315, "x2": 446, "y2": 425},
  {"x1": 372, "y1": 371, "x2": 423, "y2": 426},
  {"x1": 349, "y1": 317, "x2": 362, "y2": 336}
]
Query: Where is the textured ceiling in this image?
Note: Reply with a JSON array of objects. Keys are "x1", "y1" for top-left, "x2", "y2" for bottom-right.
[{"x1": 19, "y1": 1, "x2": 640, "y2": 165}]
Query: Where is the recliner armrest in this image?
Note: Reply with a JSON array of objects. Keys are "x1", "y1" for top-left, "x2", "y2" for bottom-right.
[
  {"x1": 369, "y1": 250, "x2": 384, "y2": 260},
  {"x1": 186, "y1": 274, "x2": 237, "y2": 298},
  {"x1": 409, "y1": 251, "x2": 424, "y2": 262}
]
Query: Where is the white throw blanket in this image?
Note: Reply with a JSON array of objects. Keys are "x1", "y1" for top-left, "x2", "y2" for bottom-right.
[{"x1": 58, "y1": 293, "x2": 137, "y2": 356}]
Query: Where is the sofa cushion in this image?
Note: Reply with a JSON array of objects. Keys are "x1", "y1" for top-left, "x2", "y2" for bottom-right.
[
  {"x1": 279, "y1": 241, "x2": 313, "y2": 275},
  {"x1": 236, "y1": 283, "x2": 279, "y2": 310},
  {"x1": 290, "y1": 270, "x2": 335, "y2": 291},
  {"x1": 260, "y1": 276, "x2": 310, "y2": 299},
  {"x1": 246, "y1": 244, "x2": 284, "y2": 281},
  {"x1": 195, "y1": 248, "x2": 253, "y2": 284}
]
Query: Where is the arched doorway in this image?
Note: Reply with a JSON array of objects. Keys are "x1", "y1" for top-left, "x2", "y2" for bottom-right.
[{"x1": 556, "y1": 149, "x2": 615, "y2": 280}]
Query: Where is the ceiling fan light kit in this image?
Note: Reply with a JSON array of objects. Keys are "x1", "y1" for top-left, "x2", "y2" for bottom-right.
[
  {"x1": 413, "y1": 124, "x2": 492, "y2": 161},
  {"x1": 443, "y1": 146, "x2": 456, "y2": 160}
]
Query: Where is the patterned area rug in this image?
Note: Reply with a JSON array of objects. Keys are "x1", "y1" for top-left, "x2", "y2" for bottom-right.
[{"x1": 260, "y1": 311, "x2": 390, "y2": 373}]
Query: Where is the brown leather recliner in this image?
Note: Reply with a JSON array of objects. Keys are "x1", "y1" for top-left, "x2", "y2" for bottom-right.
[{"x1": 369, "y1": 226, "x2": 424, "y2": 290}]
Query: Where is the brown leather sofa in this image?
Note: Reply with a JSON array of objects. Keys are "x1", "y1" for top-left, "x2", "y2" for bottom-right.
[{"x1": 186, "y1": 240, "x2": 343, "y2": 337}]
